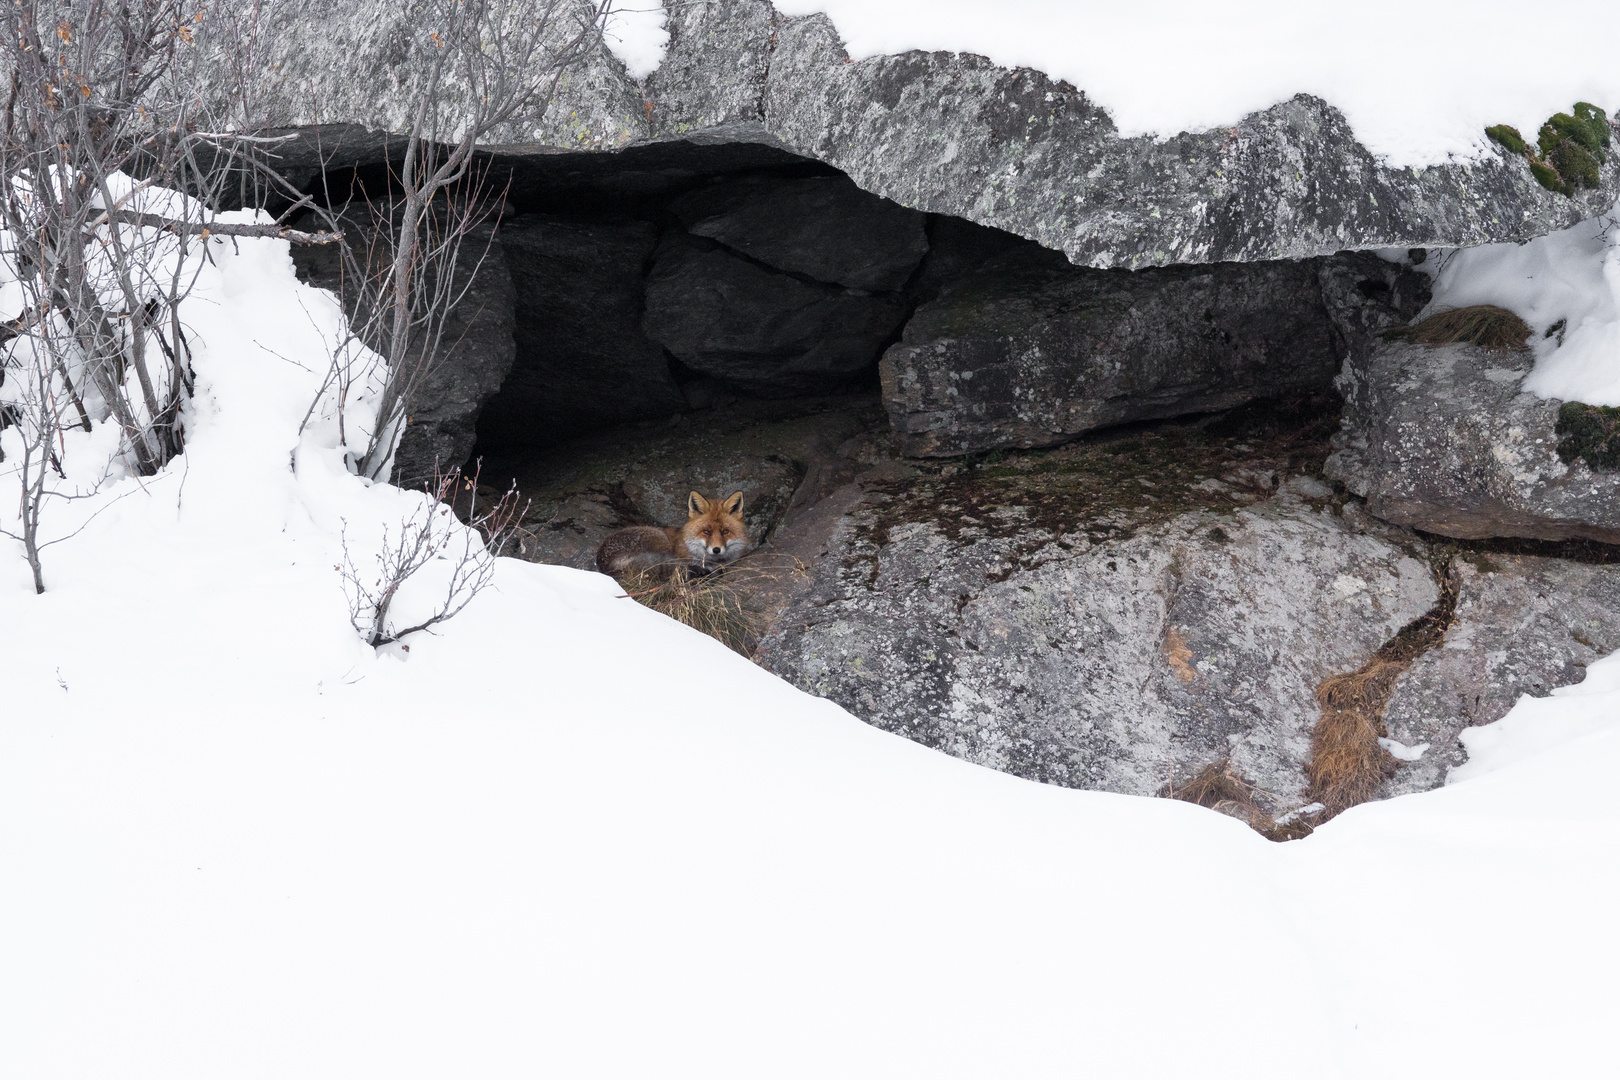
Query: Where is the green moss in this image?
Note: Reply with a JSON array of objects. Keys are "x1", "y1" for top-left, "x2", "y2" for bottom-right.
[
  {"x1": 1529, "y1": 158, "x2": 1570, "y2": 195},
  {"x1": 1544, "y1": 112, "x2": 1606, "y2": 158},
  {"x1": 1574, "y1": 102, "x2": 1611, "y2": 152},
  {"x1": 1496, "y1": 103, "x2": 1612, "y2": 199},
  {"x1": 1555, "y1": 401, "x2": 1620, "y2": 472},
  {"x1": 1484, "y1": 124, "x2": 1526, "y2": 156},
  {"x1": 1538, "y1": 121, "x2": 1561, "y2": 159},
  {"x1": 1549, "y1": 138, "x2": 1601, "y2": 189}
]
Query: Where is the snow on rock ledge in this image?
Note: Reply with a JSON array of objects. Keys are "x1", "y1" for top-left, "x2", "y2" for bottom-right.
[{"x1": 227, "y1": 0, "x2": 1619, "y2": 269}]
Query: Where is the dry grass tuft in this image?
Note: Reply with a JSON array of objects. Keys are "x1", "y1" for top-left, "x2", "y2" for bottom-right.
[
  {"x1": 616, "y1": 566, "x2": 761, "y2": 656},
  {"x1": 1306, "y1": 661, "x2": 1406, "y2": 815},
  {"x1": 1163, "y1": 760, "x2": 1316, "y2": 842},
  {"x1": 612, "y1": 554, "x2": 808, "y2": 657},
  {"x1": 1385, "y1": 304, "x2": 1532, "y2": 352},
  {"x1": 1305, "y1": 555, "x2": 1461, "y2": 819}
]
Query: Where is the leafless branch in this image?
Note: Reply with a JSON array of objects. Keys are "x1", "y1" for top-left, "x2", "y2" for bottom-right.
[{"x1": 337, "y1": 460, "x2": 527, "y2": 646}]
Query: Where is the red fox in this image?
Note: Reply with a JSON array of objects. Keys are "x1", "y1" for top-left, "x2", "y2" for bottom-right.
[{"x1": 596, "y1": 491, "x2": 749, "y2": 575}]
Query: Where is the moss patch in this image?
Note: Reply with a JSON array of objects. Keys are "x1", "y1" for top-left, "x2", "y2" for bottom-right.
[
  {"x1": 1485, "y1": 124, "x2": 1526, "y2": 156},
  {"x1": 1489, "y1": 102, "x2": 1610, "y2": 197},
  {"x1": 1555, "y1": 401, "x2": 1620, "y2": 472},
  {"x1": 1384, "y1": 304, "x2": 1531, "y2": 351},
  {"x1": 1548, "y1": 138, "x2": 1601, "y2": 189}
]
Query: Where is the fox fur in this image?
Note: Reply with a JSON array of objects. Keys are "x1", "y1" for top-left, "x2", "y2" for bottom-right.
[{"x1": 596, "y1": 491, "x2": 749, "y2": 576}]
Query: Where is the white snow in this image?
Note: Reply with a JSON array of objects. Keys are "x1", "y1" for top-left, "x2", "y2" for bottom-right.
[
  {"x1": 602, "y1": 0, "x2": 669, "y2": 79},
  {"x1": 1379, "y1": 737, "x2": 1430, "y2": 762},
  {"x1": 1422, "y1": 200, "x2": 1620, "y2": 405},
  {"x1": 767, "y1": 0, "x2": 1620, "y2": 167},
  {"x1": 1451, "y1": 650, "x2": 1620, "y2": 784},
  {"x1": 5, "y1": 184, "x2": 1620, "y2": 1076}
]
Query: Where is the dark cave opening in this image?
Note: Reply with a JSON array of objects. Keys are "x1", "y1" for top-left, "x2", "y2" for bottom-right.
[
  {"x1": 286, "y1": 132, "x2": 1060, "y2": 511},
  {"x1": 282, "y1": 130, "x2": 1428, "y2": 566}
]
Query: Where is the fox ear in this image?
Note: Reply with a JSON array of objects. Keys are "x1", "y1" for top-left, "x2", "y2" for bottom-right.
[
  {"x1": 688, "y1": 491, "x2": 710, "y2": 518},
  {"x1": 723, "y1": 491, "x2": 744, "y2": 515}
]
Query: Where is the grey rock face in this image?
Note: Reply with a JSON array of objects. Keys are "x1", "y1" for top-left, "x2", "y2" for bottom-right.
[
  {"x1": 478, "y1": 389, "x2": 1619, "y2": 818},
  {"x1": 650, "y1": 1, "x2": 1620, "y2": 268},
  {"x1": 205, "y1": 1, "x2": 1618, "y2": 269},
  {"x1": 1381, "y1": 552, "x2": 1620, "y2": 796},
  {"x1": 643, "y1": 236, "x2": 909, "y2": 395},
  {"x1": 1325, "y1": 341, "x2": 1620, "y2": 543},
  {"x1": 879, "y1": 257, "x2": 1337, "y2": 457},
  {"x1": 669, "y1": 173, "x2": 928, "y2": 291},
  {"x1": 475, "y1": 215, "x2": 685, "y2": 454},
  {"x1": 291, "y1": 214, "x2": 515, "y2": 487},
  {"x1": 207, "y1": 0, "x2": 648, "y2": 149},
  {"x1": 756, "y1": 445, "x2": 1437, "y2": 812},
  {"x1": 1315, "y1": 250, "x2": 1433, "y2": 365}
]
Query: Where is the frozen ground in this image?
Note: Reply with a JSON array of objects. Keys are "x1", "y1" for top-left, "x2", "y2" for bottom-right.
[
  {"x1": 607, "y1": 0, "x2": 1620, "y2": 167},
  {"x1": 3, "y1": 195, "x2": 1619, "y2": 1075}
]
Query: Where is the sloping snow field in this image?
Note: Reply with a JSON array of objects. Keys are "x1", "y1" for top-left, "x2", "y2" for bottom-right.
[{"x1": 3, "y1": 203, "x2": 1618, "y2": 1078}]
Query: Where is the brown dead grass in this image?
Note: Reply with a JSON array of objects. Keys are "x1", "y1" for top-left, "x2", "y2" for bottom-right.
[
  {"x1": 614, "y1": 554, "x2": 808, "y2": 658},
  {"x1": 1306, "y1": 660, "x2": 1406, "y2": 815},
  {"x1": 1163, "y1": 760, "x2": 1315, "y2": 842},
  {"x1": 1385, "y1": 304, "x2": 1532, "y2": 352},
  {"x1": 616, "y1": 566, "x2": 761, "y2": 656},
  {"x1": 1305, "y1": 555, "x2": 1461, "y2": 819}
]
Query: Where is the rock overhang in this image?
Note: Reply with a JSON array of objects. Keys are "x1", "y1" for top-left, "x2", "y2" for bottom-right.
[{"x1": 229, "y1": 0, "x2": 1620, "y2": 270}]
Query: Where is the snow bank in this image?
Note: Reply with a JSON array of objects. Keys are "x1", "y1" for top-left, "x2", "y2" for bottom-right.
[
  {"x1": 1451, "y1": 651, "x2": 1620, "y2": 783},
  {"x1": 3, "y1": 186, "x2": 1620, "y2": 1076},
  {"x1": 1423, "y1": 199, "x2": 1620, "y2": 405},
  {"x1": 768, "y1": 0, "x2": 1620, "y2": 167},
  {"x1": 603, "y1": 0, "x2": 669, "y2": 79}
]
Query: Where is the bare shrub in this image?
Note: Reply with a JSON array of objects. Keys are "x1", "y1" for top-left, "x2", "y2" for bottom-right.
[
  {"x1": 339, "y1": 462, "x2": 526, "y2": 647},
  {"x1": 0, "y1": 0, "x2": 343, "y2": 590}
]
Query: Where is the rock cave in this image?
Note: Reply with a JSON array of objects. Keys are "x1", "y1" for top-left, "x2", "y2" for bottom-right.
[{"x1": 260, "y1": 0, "x2": 1620, "y2": 836}]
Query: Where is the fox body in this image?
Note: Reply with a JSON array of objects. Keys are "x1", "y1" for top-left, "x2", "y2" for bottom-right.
[{"x1": 596, "y1": 491, "x2": 749, "y2": 575}]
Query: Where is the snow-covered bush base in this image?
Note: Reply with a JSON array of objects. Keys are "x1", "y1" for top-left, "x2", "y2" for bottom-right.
[{"x1": 3, "y1": 202, "x2": 1619, "y2": 1077}]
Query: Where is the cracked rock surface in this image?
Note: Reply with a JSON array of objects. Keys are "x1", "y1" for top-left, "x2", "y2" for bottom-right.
[
  {"x1": 1380, "y1": 550, "x2": 1620, "y2": 796},
  {"x1": 751, "y1": 405, "x2": 1438, "y2": 813},
  {"x1": 1325, "y1": 341, "x2": 1620, "y2": 544}
]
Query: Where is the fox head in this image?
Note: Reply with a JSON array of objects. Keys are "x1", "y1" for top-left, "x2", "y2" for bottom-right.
[{"x1": 684, "y1": 491, "x2": 748, "y2": 564}]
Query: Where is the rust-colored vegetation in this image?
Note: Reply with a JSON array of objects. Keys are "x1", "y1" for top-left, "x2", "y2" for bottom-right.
[{"x1": 1384, "y1": 305, "x2": 1532, "y2": 352}]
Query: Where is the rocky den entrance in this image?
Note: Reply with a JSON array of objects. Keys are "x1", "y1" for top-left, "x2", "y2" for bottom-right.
[{"x1": 289, "y1": 134, "x2": 1620, "y2": 836}]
